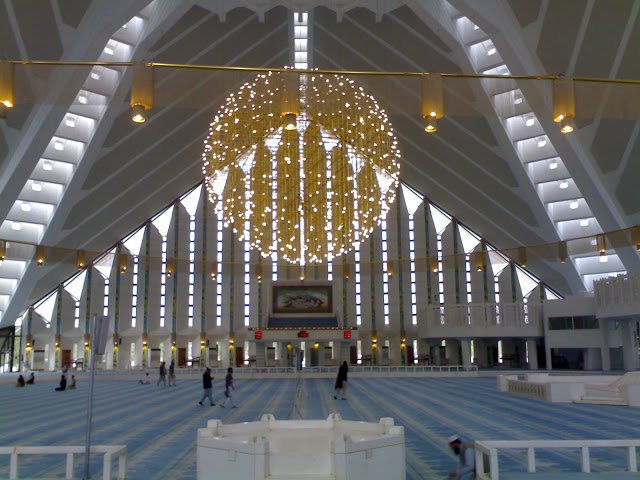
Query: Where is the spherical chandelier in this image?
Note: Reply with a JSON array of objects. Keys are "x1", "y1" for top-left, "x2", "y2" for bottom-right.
[{"x1": 202, "y1": 70, "x2": 401, "y2": 264}]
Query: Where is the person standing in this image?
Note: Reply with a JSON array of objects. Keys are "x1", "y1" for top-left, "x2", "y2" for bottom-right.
[
  {"x1": 168, "y1": 360, "x2": 176, "y2": 387},
  {"x1": 157, "y1": 361, "x2": 167, "y2": 387},
  {"x1": 198, "y1": 367, "x2": 216, "y2": 406},
  {"x1": 334, "y1": 361, "x2": 348, "y2": 400},
  {"x1": 447, "y1": 435, "x2": 475, "y2": 479},
  {"x1": 219, "y1": 367, "x2": 236, "y2": 408},
  {"x1": 68, "y1": 375, "x2": 76, "y2": 390},
  {"x1": 55, "y1": 374, "x2": 67, "y2": 391}
]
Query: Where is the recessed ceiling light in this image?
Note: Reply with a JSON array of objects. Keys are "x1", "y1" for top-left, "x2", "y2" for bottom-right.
[
  {"x1": 42, "y1": 160, "x2": 53, "y2": 171},
  {"x1": 473, "y1": 24, "x2": 479, "y2": 30},
  {"x1": 11, "y1": 222, "x2": 21, "y2": 231},
  {"x1": 65, "y1": 115, "x2": 76, "y2": 127},
  {"x1": 514, "y1": 95, "x2": 523, "y2": 105},
  {"x1": 90, "y1": 71, "x2": 101, "y2": 80},
  {"x1": 559, "y1": 181, "x2": 569, "y2": 189},
  {"x1": 21, "y1": 202, "x2": 31, "y2": 212},
  {"x1": 54, "y1": 140, "x2": 64, "y2": 151},
  {"x1": 537, "y1": 138, "x2": 547, "y2": 148},
  {"x1": 599, "y1": 255, "x2": 608, "y2": 263},
  {"x1": 549, "y1": 161, "x2": 558, "y2": 170},
  {"x1": 580, "y1": 219, "x2": 589, "y2": 227},
  {"x1": 569, "y1": 200, "x2": 579, "y2": 209},
  {"x1": 78, "y1": 94, "x2": 87, "y2": 104},
  {"x1": 487, "y1": 47, "x2": 496, "y2": 56},
  {"x1": 104, "y1": 44, "x2": 114, "y2": 55},
  {"x1": 525, "y1": 117, "x2": 535, "y2": 127},
  {"x1": 31, "y1": 181, "x2": 42, "y2": 192}
]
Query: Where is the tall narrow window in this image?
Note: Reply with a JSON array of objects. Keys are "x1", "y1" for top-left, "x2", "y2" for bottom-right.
[
  {"x1": 381, "y1": 218, "x2": 390, "y2": 325},
  {"x1": 152, "y1": 207, "x2": 174, "y2": 328},
  {"x1": 437, "y1": 233, "x2": 445, "y2": 322},
  {"x1": 412, "y1": 339, "x2": 418, "y2": 364},
  {"x1": 103, "y1": 277, "x2": 110, "y2": 317},
  {"x1": 401, "y1": 185, "x2": 423, "y2": 326},
  {"x1": 293, "y1": 12, "x2": 308, "y2": 69},
  {"x1": 160, "y1": 235, "x2": 168, "y2": 327},
  {"x1": 181, "y1": 185, "x2": 201, "y2": 329},
  {"x1": 429, "y1": 204, "x2": 452, "y2": 324},
  {"x1": 354, "y1": 244, "x2": 361, "y2": 325},
  {"x1": 216, "y1": 203, "x2": 224, "y2": 327},
  {"x1": 63, "y1": 270, "x2": 87, "y2": 330},
  {"x1": 459, "y1": 226, "x2": 481, "y2": 325},
  {"x1": 188, "y1": 217, "x2": 196, "y2": 327},
  {"x1": 123, "y1": 226, "x2": 145, "y2": 329}
]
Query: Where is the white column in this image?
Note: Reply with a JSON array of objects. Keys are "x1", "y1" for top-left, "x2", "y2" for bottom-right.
[
  {"x1": 460, "y1": 339, "x2": 472, "y2": 370},
  {"x1": 526, "y1": 339, "x2": 538, "y2": 370}
]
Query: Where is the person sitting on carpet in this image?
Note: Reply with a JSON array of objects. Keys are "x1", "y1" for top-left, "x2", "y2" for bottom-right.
[
  {"x1": 55, "y1": 374, "x2": 67, "y2": 392},
  {"x1": 139, "y1": 372, "x2": 151, "y2": 384},
  {"x1": 26, "y1": 372, "x2": 35, "y2": 384},
  {"x1": 447, "y1": 435, "x2": 475, "y2": 479},
  {"x1": 16, "y1": 375, "x2": 25, "y2": 387}
]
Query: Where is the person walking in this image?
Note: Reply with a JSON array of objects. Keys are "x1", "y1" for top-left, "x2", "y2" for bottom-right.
[
  {"x1": 198, "y1": 367, "x2": 216, "y2": 406},
  {"x1": 334, "y1": 361, "x2": 348, "y2": 400},
  {"x1": 55, "y1": 374, "x2": 67, "y2": 392},
  {"x1": 447, "y1": 435, "x2": 475, "y2": 479},
  {"x1": 157, "y1": 361, "x2": 167, "y2": 387},
  {"x1": 168, "y1": 360, "x2": 176, "y2": 387},
  {"x1": 219, "y1": 367, "x2": 236, "y2": 408},
  {"x1": 67, "y1": 375, "x2": 76, "y2": 390}
]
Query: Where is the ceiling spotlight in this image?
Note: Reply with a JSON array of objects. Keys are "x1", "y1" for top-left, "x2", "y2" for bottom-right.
[
  {"x1": 90, "y1": 71, "x2": 101, "y2": 80},
  {"x1": 31, "y1": 181, "x2": 42, "y2": 192},
  {"x1": 525, "y1": 117, "x2": 535, "y2": 127},
  {"x1": 283, "y1": 112, "x2": 297, "y2": 131},
  {"x1": 78, "y1": 94, "x2": 87, "y2": 104},
  {"x1": 130, "y1": 64, "x2": 153, "y2": 124},
  {"x1": 54, "y1": 140, "x2": 64, "y2": 151},
  {"x1": 131, "y1": 104, "x2": 147, "y2": 123},
  {"x1": 21, "y1": 202, "x2": 32, "y2": 212},
  {"x1": 487, "y1": 47, "x2": 496, "y2": 56},
  {"x1": 65, "y1": 115, "x2": 76, "y2": 128},
  {"x1": 580, "y1": 219, "x2": 589, "y2": 227},
  {"x1": 537, "y1": 137, "x2": 547, "y2": 148},
  {"x1": 35, "y1": 246, "x2": 45, "y2": 266},
  {"x1": 514, "y1": 94, "x2": 523, "y2": 105},
  {"x1": 559, "y1": 181, "x2": 569, "y2": 189},
  {"x1": 76, "y1": 250, "x2": 87, "y2": 269},
  {"x1": 569, "y1": 200, "x2": 579, "y2": 209},
  {"x1": 599, "y1": 255, "x2": 608, "y2": 263},
  {"x1": 0, "y1": 61, "x2": 14, "y2": 109},
  {"x1": 11, "y1": 222, "x2": 21, "y2": 231},
  {"x1": 549, "y1": 161, "x2": 558, "y2": 170},
  {"x1": 472, "y1": 24, "x2": 479, "y2": 30},
  {"x1": 423, "y1": 115, "x2": 437, "y2": 133},
  {"x1": 42, "y1": 160, "x2": 53, "y2": 171},
  {"x1": 560, "y1": 116, "x2": 575, "y2": 134}
]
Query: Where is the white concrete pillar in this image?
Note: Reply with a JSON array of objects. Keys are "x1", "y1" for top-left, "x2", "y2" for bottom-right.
[
  {"x1": 460, "y1": 340, "x2": 472, "y2": 370},
  {"x1": 526, "y1": 339, "x2": 538, "y2": 370},
  {"x1": 622, "y1": 319, "x2": 639, "y2": 371}
]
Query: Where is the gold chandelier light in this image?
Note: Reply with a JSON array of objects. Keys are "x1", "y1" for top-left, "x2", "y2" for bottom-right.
[{"x1": 202, "y1": 71, "x2": 401, "y2": 264}]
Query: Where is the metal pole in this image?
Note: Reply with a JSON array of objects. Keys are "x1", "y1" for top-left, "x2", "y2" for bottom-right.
[{"x1": 83, "y1": 314, "x2": 97, "y2": 479}]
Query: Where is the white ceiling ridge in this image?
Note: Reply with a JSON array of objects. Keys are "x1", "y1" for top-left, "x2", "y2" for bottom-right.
[
  {"x1": 197, "y1": 0, "x2": 410, "y2": 22},
  {"x1": 451, "y1": 0, "x2": 640, "y2": 288},
  {"x1": 0, "y1": 12, "x2": 151, "y2": 325}
]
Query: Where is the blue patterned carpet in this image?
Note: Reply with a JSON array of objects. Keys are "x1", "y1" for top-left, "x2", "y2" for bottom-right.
[{"x1": 1, "y1": 376, "x2": 639, "y2": 479}]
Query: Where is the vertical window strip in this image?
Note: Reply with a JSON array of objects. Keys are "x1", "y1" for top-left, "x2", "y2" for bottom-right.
[
  {"x1": 381, "y1": 218, "x2": 390, "y2": 325},
  {"x1": 272, "y1": 152, "x2": 278, "y2": 281},
  {"x1": 74, "y1": 301, "x2": 80, "y2": 329},
  {"x1": 355, "y1": 245, "x2": 361, "y2": 325},
  {"x1": 103, "y1": 278, "x2": 110, "y2": 317},
  {"x1": 131, "y1": 256, "x2": 139, "y2": 327},
  {"x1": 437, "y1": 234, "x2": 445, "y2": 323},
  {"x1": 244, "y1": 223, "x2": 250, "y2": 327},
  {"x1": 465, "y1": 253, "x2": 472, "y2": 325},
  {"x1": 216, "y1": 203, "x2": 223, "y2": 327},
  {"x1": 494, "y1": 274, "x2": 501, "y2": 324},
  {"x1": 160, "y1": 235, "x2": 167, "y2": 327},
  {"x1": 293, "y1": 12, "x2": 308, "y2": 69},
  {"x1": 408, "y1": 214, "x2": 417, "y2": 325},
  {"x1": 188, "y1": 216, "x2": 196, "y2": 327}
]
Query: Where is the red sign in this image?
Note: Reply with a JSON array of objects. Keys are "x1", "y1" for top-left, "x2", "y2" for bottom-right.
[
  {"x1": 343, "y1": 330, "x2": 351, "y2": 339},
  {"x1": 254, "y1": 330, "x2": 263, "y2": 340},
  {"x1": 297, "y1": 330, "x2": 309, "y2": 338}
]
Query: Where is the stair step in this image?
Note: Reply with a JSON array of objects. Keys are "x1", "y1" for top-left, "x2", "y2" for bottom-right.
[{"x1": 575, "y1": 397, "x2": 627, "y2": 406}]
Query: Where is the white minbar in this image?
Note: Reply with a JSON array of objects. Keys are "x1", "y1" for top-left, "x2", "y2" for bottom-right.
[{"x1": 197, "y1": 413, "x2": 405, "y2": 480}]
